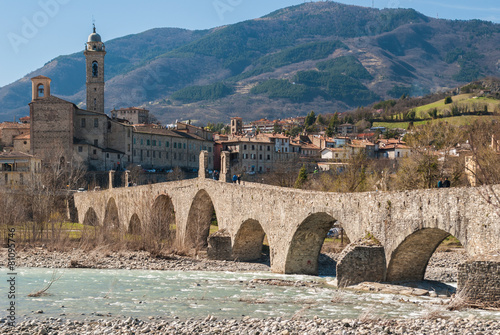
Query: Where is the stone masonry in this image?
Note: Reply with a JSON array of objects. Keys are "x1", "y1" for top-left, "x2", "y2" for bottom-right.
[{"x1": 73, "y1": 156, "x2": 500, "y2": 303}]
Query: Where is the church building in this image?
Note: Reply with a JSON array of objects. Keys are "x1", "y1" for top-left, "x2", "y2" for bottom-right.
[{"x1": 29, "y1": 26, "x2": 213, "y2": 172}]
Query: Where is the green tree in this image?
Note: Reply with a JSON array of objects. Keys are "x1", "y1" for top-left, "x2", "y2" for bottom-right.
[
  {"x1": 273, "y1": 122, "x2": 282, "y2": 133},
  {"x1": 289, "y1": 126, "x2": 302, "y2": 137},
  {"x1": 316, "y1": 114, "x2": 327, "y2": 125},
  {"x1": 444, "y1": 96, "x2": 453, "y2": 104},
  {"x1": 305, "y1": 111, "x2": 317, "y2": 126},
  {"x1": 294, "y1": 165, "x2": 308, "y2": 189}
]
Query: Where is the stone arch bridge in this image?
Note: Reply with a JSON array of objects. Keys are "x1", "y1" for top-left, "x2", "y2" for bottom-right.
[{"x1": 74, "y1": 171, "x2": 500, "y2": 293}]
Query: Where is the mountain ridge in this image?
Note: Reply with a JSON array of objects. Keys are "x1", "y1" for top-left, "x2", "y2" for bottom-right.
[{"x1": 1, "y1": 2, "x2": 500, "y2": 124}]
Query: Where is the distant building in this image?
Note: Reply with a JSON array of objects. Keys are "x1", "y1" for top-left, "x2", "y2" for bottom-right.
[
  {"x1": 0, "y1": 122, "x2": 30, "y2": 152},
  {"x1": 111, "y1": 107, "x2": 149, "y2": 125},
  {"x1": 230, "y1": 117, "x2": 243, "y2": 135},
  {"x1": 337, "y1": 123, "x2": 357, "y2": 136},
  {"x1": 0, "y1": 151, "x2": 41, "y2": 189}
]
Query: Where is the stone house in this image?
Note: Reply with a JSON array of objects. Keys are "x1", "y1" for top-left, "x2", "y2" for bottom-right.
[
  {"x1": 0, "y1": 151, "x2": 41, "y2": 189},
  {"x1": 0, "y1": 122, "x2": 30, "y2": 152}
]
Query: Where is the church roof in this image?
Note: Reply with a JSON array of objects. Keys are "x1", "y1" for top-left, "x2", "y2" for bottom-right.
[
  {"x1": 31, "y1": 75, "x2": 51, "y2": 80},
  {"x1": 88, "y1": 25, "x2": 102, "y2": 43}
]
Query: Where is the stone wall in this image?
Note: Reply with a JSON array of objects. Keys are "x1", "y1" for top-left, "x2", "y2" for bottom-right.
[
  {"x1": 207, "y1": 229, "x2": 232, "y2": 261},
  {"x1": 457, "y1": 260, "x2": 500, "y2": 307},
  {"x1": 335, "y1": 244, "x2": 386, "y2": 288}
]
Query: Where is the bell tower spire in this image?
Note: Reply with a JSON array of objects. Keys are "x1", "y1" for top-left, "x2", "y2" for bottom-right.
[{"x1": 84, "y1": 24, "x2": 106, "y2": 113}]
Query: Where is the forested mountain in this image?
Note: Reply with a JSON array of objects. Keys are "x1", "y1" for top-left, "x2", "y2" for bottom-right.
[{"x1": 1, "y1": 2, "x2": 500, "y2": 125}]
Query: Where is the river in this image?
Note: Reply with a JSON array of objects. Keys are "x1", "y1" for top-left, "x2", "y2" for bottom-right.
[{"x1": 1, "y1": 268, "x2": 499, "y2": 322}]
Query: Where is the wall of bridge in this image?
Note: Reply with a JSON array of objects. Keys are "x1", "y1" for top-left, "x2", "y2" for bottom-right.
[{"x1": 74, "y1": 177, "x2": 500, "y2": 280}]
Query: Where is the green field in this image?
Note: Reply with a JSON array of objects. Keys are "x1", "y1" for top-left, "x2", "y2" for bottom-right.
[
  {"x1": 374, "y1": 115, "x2": 500, "y2": 130},
  {"x1": 411, "y1": 95, "x2": 500, "y2": 118}
]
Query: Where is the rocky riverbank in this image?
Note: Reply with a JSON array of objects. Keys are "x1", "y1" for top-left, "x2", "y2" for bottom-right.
[
  {"x1": 0, "y1": 248, "x2": 467, "y2": 281},
  {"x1": 1, "y1": 315, "x2": 499, "y2": 335}
]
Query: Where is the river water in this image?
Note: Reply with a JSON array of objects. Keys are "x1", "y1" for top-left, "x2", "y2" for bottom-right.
[{"x1": 1, "y1": 268, "x2": 499, "y2": 322}]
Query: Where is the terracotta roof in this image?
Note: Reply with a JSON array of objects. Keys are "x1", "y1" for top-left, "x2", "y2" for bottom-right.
[
  {"x1": 0, "y1": 122, "x2": 30, "y2": 129},
  {"x1": 300, "y1": 143, "x2": 321, "y2": 150},
  {"x1": 114, "y1": 107, "x2": 148, "y2": 111},
  {"x1": 31, "y1": 75, "x2": 50, "y2": 80},
  {"x1": 0, "y1": 151, "x2": 36, "y2": 159},
  {"x1": 13, "y1": 134, "x2": 30, "y2": 140}
]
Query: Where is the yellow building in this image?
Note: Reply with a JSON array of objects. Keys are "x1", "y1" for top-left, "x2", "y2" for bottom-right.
[{"x1": 0, "y1": 151, "x2": 41, "y2": 188}]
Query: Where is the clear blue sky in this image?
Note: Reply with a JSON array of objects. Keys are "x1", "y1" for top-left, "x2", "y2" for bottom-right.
[{"x1": 1, "y1": 0, "x2": 499, "y2": 88}]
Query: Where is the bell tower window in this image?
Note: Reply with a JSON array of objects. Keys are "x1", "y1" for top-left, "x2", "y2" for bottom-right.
[
  {"x1": 37, "y1": 84, "x2": 44, "y2": 97},
  {"x1": 92, "y1": 61, "x2": 99, "y2": 77}
]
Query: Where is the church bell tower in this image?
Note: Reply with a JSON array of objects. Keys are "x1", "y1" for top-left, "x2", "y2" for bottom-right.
[{"x1": 84, "y1": 24, "x2": 106, "y2": 113}]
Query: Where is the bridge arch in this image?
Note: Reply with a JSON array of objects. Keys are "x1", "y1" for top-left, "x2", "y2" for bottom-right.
[
  {"x1": 284, "y1": 212, "x2": 336, "y2": 275},
  {"x1": 128, "y1": 213, "x2": 142, "y2": 235},
  {"x1": 103, "y1": 197, "x2": 120, "y2": 229},
  {"x1": 83, "y1": 207, "x2": 99, "y2": 226},
  {"x1": 149, "y1": 194, "x2": 176, "y2": 240},
  {"x1": 232, "y1": 219, "x2": 266, "y2": 261},
  {"x1": 185, "y1": 189, "x2": 217, "y2": 250},
  {"x1": 386, "y1": 228, "x2": 463, "y2": 282}
]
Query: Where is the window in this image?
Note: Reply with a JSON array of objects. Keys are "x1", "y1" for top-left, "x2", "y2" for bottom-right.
[
  {"x1": 152, "y1": 140, "x2": 156, "y2": 146},
  {"x1": 127, "y1": 144, "x2": 131, "y2": 152},
  {"x1": 208, "y1": 147, "x2": 212, "y2": 153},
  {"x1": 37, "y1": 84, "x2": 44, "y2": 97},
  {"x1": 260, "y1": 146, "x2": 262, "y2": 150},
  {"x1": 259, "y1": 167, "x2": 262, "y2": 172},
  {"x1": 158, "y1": 141, "x2": 161, "y2": 147},
  {"x1": 251, "y1": 145, "x2": 255, "y2": 150},
  {"x1": 243, "y1": 145, "x2": 247, "y2": 150},
  {"x1": 183, "y1": 143, "x2": 186, "y2": 149},
  {"x1": 106, "y1": 153, "x2": 109, "y2": 158},
  {"x1": 141, "y1": 139, "x2": 143, "y2": 145},
  {"x1": 267, "y1": 146, "x2": 270, "y2": 151},
  {"x1": 81, "y1": 118, "x2": 86, "y2": 128},
  {"x1": 147, "y1": 140, "x2": 150, "y2": 146},
  {"x1": 78, "y1": 146, "x2": 83, "y2": 152},
  {"x1": 259, "y1": 154, "x2": 262, "y2": 160},
  {"x1": 93, "y1": 149, "x2": 97, "y2": 155},
  {"x1": 166, "y1": 142, "x2": 170, "y2": 148},
  {"x1": 134, "y1": 138, "x2": 136, "y2": 144},
  {"x1": 174, "y1": 143, "x2": 177, "y2": 149},
  {"x1": 92, "y1": 61, "x2": 98, "y2": 77},
  {"x1": 94, "y1": 118, "x2": 99, "y2": 128},
  {"x1": 153, "y1": 151, "x2": 156, "y2": 158},
  {"x1": 94, "y1": 139, "x2": 98, "y2": 146},
  {"x1": 267, "y1": 155, "x2": 270, "y2": 160}
]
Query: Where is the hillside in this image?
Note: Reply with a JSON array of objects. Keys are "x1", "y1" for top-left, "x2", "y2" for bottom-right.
[{"x1": 2, "y1": 2, "x2": 500, "y2": 124}]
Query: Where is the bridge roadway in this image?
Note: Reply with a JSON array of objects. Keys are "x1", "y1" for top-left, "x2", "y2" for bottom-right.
[{"x1": 73, "y1": 172, "x2": 500, "y2": 283}]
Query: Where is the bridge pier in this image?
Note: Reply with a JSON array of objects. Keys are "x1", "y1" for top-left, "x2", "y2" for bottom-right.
[
  {"x1": 457, "y1": 259, "x2": 500, "y2": 308},
  {"x1": 334, "y1": 243, "x2": 386, "y2": 288}
]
